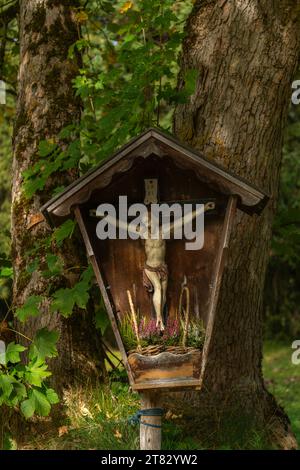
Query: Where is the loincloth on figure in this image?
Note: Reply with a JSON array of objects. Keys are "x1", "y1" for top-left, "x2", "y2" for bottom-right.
[{"x1": 143, "y1": 263, "x2": 168, "y2": 293}]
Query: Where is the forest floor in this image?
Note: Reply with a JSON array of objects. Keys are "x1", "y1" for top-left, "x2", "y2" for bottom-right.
[{"x1": 11, "y1": 341, "x2": 300, "y2": 450}]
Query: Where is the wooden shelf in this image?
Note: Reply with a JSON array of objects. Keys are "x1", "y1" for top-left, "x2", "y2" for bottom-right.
[{"x1": 132, "y1": 378, "x2": 201, "y2": 391}]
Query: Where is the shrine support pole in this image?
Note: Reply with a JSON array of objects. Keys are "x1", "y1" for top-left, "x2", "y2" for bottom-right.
[{"x1": 139, "y1": 392, "x2": 162, "y2": 450}]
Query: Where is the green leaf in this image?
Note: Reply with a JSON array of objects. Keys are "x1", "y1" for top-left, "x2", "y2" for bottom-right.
[
  {"x1": 0, "y1": 267, "x2": 13, "y2": 278},
  {"x1": 13, "y1": 381, "x2": 27, "y2": 400},
  {"x1": 23, "y1": 175, "x2": 48, "y2": 199},
  {"x1": 3, "y1": 433, "x2": 18, "y2": 450},
  {"x1": 39, "y1": 140, "x2": 57, "y2": 157},
  {"x1": 15, "y1": 296, "x2": 42, "y2": 322},
  {"x1": 5, "y1": 342, "x2": 26, "y2": 364},
  {"x1": 25, "y1": 359, "x2": 52, "y2": 387},
  {"x1": 72, "y1": 282, "x2": 90, "y2": 309},
  {"x1": 0, "y1": 374, "x2": 14, "y2": 397},
  {"x1": 43, "y1": 254, "x2": 63, "y2": 278},
  {"x1": 53, "y1": 219, "x2": 76, "y2": 246},
  {"x1": 46, "y1": 388, "x2": 59, "y2": 404},
  {"x1": 52, "y1": 186, "x2": 65, "y2": 196},
  {"x1": 95, "y1": 308, "x2": 110, "y2": 335},
  {"x1": 51, "y1": 288, "x2": 75, "y2": 317},
  {"x1": 32, "y1": 389, "x2": 51, "y2": 416},
  {"x1": 58, "y1": 124, "x2": 76, "y2": 139},
  {"x1": 30, "y1": 328, "x2": 59, "y2": 360},
  {"x1": 80, "y1": 265, "x2": 94, "y2": 285},
  {"x1": 21, "y1": 396, "x2": 35, "y2": 419}
]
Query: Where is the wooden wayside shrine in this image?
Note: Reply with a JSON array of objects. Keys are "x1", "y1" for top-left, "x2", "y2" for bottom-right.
[{"x1": 42, "y1": 128, "x2": 268, "y2": 450}]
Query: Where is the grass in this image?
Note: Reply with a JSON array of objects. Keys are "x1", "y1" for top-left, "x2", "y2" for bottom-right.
[
  {"x1": 10, "y1": 341, "x2": 300, "y2": 450},
  {"x1": 263, "y1": 341, "x2": 300, "y2": 446}
]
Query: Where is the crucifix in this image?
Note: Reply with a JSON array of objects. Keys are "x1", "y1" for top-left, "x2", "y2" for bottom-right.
[
  {"x1": 141, "y1": 179, "x2": 215, "y2": 331},
  {"x1": 90, "y1": 179, "x2": 215, "y2": 332}
]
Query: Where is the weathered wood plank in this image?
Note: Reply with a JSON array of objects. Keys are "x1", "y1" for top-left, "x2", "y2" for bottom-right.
[
  {"x1": 133, "y1": 378, "x2": 201, "y2": 391},
  {"x1": 129, "y1": 350, "x2": 201, "y2": 384},
  {"x1": 74, "y1": 206, "x2": 135, "y2": 385},
  {"x1": 140, "y1": 393, "x2": 162, "y2": 450}
]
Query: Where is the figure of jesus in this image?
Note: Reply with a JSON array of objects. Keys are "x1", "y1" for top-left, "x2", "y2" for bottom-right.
[{"x1": 93, "y1": 180, "x2": 215, "y2": 331}]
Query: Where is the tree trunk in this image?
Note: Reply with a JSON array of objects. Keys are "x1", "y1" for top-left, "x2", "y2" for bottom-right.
[
  {"x1": 12, "y1": 0, "x2": 106, "y2": 392},
  {"x1": 172, "y1": 0, "x2": 300, "y2": 449}
]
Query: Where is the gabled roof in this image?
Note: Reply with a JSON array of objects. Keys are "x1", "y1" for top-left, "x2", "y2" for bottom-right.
[{"x1": 41, "y1": 128, "x2": 269, "y2": 226}]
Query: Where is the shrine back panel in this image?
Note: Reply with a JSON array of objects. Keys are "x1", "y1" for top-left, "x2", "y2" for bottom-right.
[{"x1": 80, "y1": 155, "x2": 227, "y2": 330}]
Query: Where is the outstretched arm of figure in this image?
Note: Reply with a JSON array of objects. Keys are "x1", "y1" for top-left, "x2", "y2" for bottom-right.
[
  {"x1": 167, "y1": 201, "x2": 215, "y2": 234},
  {"x1": 90, "y1": 210, "x2": 143, "y2": 237}
]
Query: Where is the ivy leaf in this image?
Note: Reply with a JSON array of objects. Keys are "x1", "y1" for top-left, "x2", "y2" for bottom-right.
[
  {"x1": 50, "y1": 267, "x2": 94, "y2": 316},
  {"x1": 51, "y1": 288, "x2": 75, "y2": 317},
  {"x1": 72, "y1": 282, "x2": 90, "y2": 309},
  {"x1": 30, "y1": 328, "x2": 59, "y2": 360},
  {"x1": 5, "y1": 342, "x2": 26, "y2": 364},
  {"x1": 72, "y1": 265, "x2": 94, "y2": 310},
  {"x1": 23, "y1": 175, "x2": 48, "y2": 199},
  {"x1": 39, "y1": 140, "x2": 57, "y2": 157},
  {"x1": 53, "y1": 219, "x2": 76, "y2": 246},
  {"x1": 15, "y1": 296, "x2": 42, "y2": 322},
  {"x1": 58, "y1": 124, "x2": 76, "y2": 140},
  {"x1": 80, "y1": 265, "x2": 94, "y2": 285},
  {"x1": 63, "y1": 140, "x2": 81, "y2": 170},
  {"x1": 43, "y1": 254, "x2": 63, "y2": 278}
]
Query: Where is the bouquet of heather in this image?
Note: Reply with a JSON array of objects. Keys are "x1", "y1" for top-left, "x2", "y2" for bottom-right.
[
  {"x1": 139, "y1": 317, "x2": 181, "y2": 347},
  {"x1": 119, "y1": 312, "x2": 206, "y2": 352}
]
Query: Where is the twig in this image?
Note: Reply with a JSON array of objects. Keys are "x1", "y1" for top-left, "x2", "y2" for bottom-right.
[
  {"x1": 102, "y1": 340, "x2": 123, "y2": 367},
  {"x1": 6, "y1": 328, "x2": 33, "y2": 343},
  {"x1": 103, "y1": 348, "x2": 117, "y2": 371}
]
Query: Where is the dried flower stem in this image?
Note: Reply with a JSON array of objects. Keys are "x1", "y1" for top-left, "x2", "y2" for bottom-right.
[
  {"x1": 179, "y1": 286, "x2": 190, "y2": 347},
  {"x1": 127, "y1": 290, "x2": 142, "y2": 351}
]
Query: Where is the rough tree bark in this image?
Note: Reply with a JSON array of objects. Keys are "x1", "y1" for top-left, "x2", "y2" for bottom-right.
[
  {"x1": 173, "y1": 0, "x2": 300, "y2": 449},
  {"x1": 12, "y1": 0, "x2": 106, "y2": 391}
]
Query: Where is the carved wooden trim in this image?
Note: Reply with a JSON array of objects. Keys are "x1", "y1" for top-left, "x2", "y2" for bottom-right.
[{"x1": 42, "y1": 129, "x2": 269, "y2": 226}]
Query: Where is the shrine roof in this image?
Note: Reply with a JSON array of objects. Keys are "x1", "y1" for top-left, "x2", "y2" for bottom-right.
[{"x1": 41, "y1": 127, "x2": 269, "y2": 226}]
